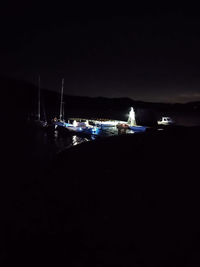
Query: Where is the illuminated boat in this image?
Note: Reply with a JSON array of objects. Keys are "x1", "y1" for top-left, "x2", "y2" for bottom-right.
[
  {"x1": 95, "y1": 120, "x2": 118, "y2": 127},
  {"x1": 53, "y1": 79, "x2": 100, "y2": 135},
  {"x1": 127, "y1": 107, "x2": 147, "y2": 132},
  {"x1": 157, "y1": 117, "x2": 174, "y2": 125},
  {"x1": 64, "y1": 120, "x2": 100, "y2": 135},
  {"x1": 116, "y1": 123, "x2": 129, "y2": 129},
  {"x1": 53, "y1": 119, "x2": 100, "y2": 135},
  {"x1": 128, "y1": 125, "x2": 146, "y2": 132}
]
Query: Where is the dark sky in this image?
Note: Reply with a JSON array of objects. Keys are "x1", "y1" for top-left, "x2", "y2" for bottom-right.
[{"x1": 1, "y1": 3, "x2": 200, "y2": 103}]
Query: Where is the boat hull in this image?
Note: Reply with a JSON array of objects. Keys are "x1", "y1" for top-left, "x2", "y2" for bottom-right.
[
  {"x1": 129, "y1": 125, "x2": 146, "y2": 132},
  {"x1": 54, "y1": 121, "x2": 100, "y2": 135}
]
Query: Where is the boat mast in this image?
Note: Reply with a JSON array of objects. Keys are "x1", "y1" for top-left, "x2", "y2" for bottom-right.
[
  {"x1": 59, "y1": 78, "x2": 64, "y2": 121},
  {"x1": 38, "y1": 75, "x2": 41, "y2": 121},
  {"x1": 62, "y1": 102, "x2": 65, "y2": 120}
]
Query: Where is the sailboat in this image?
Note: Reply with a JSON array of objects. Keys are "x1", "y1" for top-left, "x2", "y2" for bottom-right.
[
  {"x1": 35, "y1": 76, "x2": 48, "y2": 128},
  {"x1": 53, "y1": 78, "x2": 66, "y2": 127},
  {"x1": 53, "y1": 79, "x2": 100, "y2": 135}
]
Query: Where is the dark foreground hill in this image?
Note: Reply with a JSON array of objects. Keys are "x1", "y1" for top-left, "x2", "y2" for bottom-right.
[{"x1": 1, "y1": 125, "x2": 200, "y2": 266}]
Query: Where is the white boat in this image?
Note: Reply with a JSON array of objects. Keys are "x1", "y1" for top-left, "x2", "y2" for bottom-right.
[
  {"x1": 64, "y1": 120, "x2": 100, "y2": 135},
  {"x1": 157, "y1": 117, "x2": 174, "y2": 125},
  {"x1": 95, "y1": 120, "x2": 119, "y2": 127}
]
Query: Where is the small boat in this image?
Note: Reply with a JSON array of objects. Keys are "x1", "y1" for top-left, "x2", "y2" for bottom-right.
[
  {"x1": 128, "y1": 125, "x2": 146, "y2": 132},
  {"x1": 64, "y1": 120, "x2": 100, "y2": 135},
  {"x1": 157, "y1": 117, "x2": 174, "y2": 125},
  {"x1": 95, "y1": 120, "x2": 119, "y2": 127},
  {"x1": 116, "y1": 123, "x2": 129, "y2": 129}
]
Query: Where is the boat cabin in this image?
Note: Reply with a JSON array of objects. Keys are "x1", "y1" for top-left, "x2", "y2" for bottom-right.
[{"x1": 157, "y1": 117, "x2": 174, "y2": 125}]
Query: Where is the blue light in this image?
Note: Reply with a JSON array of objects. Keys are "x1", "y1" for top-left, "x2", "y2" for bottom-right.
[
  {"x1": 91, "y1": 127, "x2": 100, "y2": 135},
  {"x1": 129, "y1": 126, "x2": 146, "y2": 132}
]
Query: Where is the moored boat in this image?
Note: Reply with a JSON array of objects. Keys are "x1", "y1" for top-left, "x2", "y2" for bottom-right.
[
  {"x1": 127, "y1": 107, "x2": 147, "y2": 132},
  {"x1": 157, "y1": 117, "x2": 174, "y2": 125},
  {"x1": 64, "y1": 120, "x2": 100, "y2": 135},
  {"x1": 34, "y1": 75, "x2": 48, "y2": 128},
  {"x1": 53, "y1": 79, "x2": 100, "y2": 136},
  {"x1": 128, "y1": 125, "x2": 146, "y2": 132}
]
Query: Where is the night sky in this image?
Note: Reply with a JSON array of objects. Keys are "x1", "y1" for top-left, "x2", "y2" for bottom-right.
[{"x1": 1, "y1": 3, "x2": 200, "y2": 103}]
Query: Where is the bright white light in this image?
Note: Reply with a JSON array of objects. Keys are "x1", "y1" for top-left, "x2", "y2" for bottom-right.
[
  {"x1": 73, "y1": 120, "x2": 78, "y2": 127},
  {"x1": 72, "y1": 135, "x2": 78, "y2": 146},
  {"x1": 128, "y1": 107, "x2": 136, "y2": 126}
]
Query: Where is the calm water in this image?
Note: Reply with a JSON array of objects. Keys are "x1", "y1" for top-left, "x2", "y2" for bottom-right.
[
  {"x1": 25, "y1": 110, "x2": 200, "y2": 169},
  {"x1": 25, "y1": 124, "x2": 134, "y2": 169},
  {"x1": 158, "y1": 110, "x2": 200, "y2": 126}
]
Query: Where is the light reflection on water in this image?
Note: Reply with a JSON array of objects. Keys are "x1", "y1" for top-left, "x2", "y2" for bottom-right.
[
  {"x1": 52, "y1": 126, "x2": 135, "y2": 154},
  {"x1": 28, "y1": 111, "x2": 200, "y2": 166},
  {"x1": 29, "y1": 125, "x2": 135, "y2": 165},
  {"x1": 52, "y1": 129, "x2": 100, "y2": 153},
  {"x1": 53, "y1": 131, "x2": 90, "y2": 153},
  {"x1": 72, "y1": 135, "x2": 89, "y2": 146}
]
